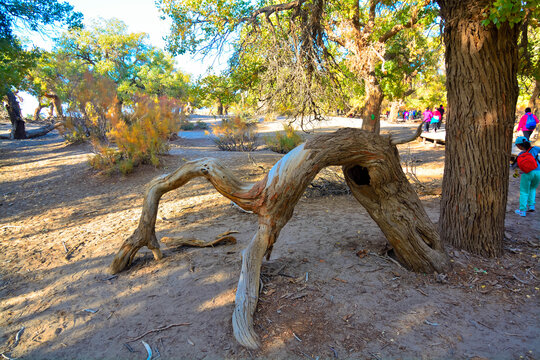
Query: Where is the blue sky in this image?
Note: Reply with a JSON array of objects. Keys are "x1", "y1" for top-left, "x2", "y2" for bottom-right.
[{"x1": 17, "y1": 0, "x2": 229, "y2": 114}]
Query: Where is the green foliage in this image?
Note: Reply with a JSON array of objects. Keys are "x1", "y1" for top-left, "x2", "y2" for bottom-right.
[
  {"x1": 179, "y1": 119, "x2": 209, "y2": 130},
  {"x1": 157, "y1": 0, "x2": 255, "y2": 55},
  {"x1": 0, "y1": 0, "x2": 81, "y2": 94},
  {"x1": 195, "y1": 74, "x2": 238, "y2": 114},
  {"x1": 210, "y1": 116, "x2": 258, "y2": 151},
  {"x1": 159, "y1": 0, "x2": 441, "y2": 121},
  {"x1": 481, "y1": 0, "x2": 537, "y2": 29},
  {"x1": 0, "y1": 0, "x2": 82, "y2": 41},
  {"x1": 0, "y1": 39, "x2": 40, "y2": 92},
  {"x1": 264, "y1": 124, "x2": 303, "y2": 154},
  {"x1": 52, "y1": 19, "x2": 190, "y2": 102}
]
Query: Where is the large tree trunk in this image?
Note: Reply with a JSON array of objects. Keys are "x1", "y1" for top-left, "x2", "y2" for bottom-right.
[
  {"x1": 33, "y1": 98, "x2": 46, "y2": 122},
  {"x1": 4, "y1": 89, "x2": 26, "y2": 139},
  {"x1": 110, "y1": 126, "x2": 450, "y2": 349},
  {"x1": 388, "y1": 100, "x2": 403, "y2": 123},
  {"x1": 437, "y1": 0, "x2": 519, "y2": 257},
  {"x1": 529, "y1": 79, "x2": 540, "y2": 115},
  {"x1": 361, "y1": 73, "x2": 383, "y2": 133},
  {"x1": 216, "y1": 99, "x2": 224, "y2": 116},
  {"x1": 44, "y1": 93, "x2": 64, "y2": 121}
]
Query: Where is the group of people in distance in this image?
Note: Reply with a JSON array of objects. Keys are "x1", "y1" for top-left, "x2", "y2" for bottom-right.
[
  {"x1": 401, "y1": 109, "x2": 419, "y2": 121},
  {"x1": 422, "y1": 105, "x2": 445, "y2": 132},
  {"x1": 512, "y1": 107, "x2": 539, "y2": 217}
]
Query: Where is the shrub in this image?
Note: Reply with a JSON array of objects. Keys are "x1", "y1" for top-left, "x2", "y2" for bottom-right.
[
  {"x1": 90, "y1": 95, "x2": 182, "y2": 174},
  {"x1": 179, "y1": 119, "x2": 209, "y2": 130},
  {"x1": 60, "y1": 71, "x2": 183, "y2": 174},
  {"x1": 264, "y1": 124, "x2": 303, "y2": 154},
  {"x1": 211, "y1": 116, "x2": 258, "y2": 151}
]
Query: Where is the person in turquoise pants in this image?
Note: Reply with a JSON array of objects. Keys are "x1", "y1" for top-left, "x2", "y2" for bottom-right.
[{"x1": 513, "y1": 136, "x2": 540, "y2": 216}]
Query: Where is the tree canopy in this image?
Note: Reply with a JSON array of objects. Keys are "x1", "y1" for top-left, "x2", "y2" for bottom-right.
[{"x1": 158, "y1": 0, "x2": 441, "y2": 131}]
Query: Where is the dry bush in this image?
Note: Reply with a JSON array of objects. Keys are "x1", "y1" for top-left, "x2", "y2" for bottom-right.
[
  {"x1": 59, "y1": 72, "x2": 183, "y2": 174},
  {"x1": 92, "y1": 96, "x2": 182, "y2": 174},
  {"x1": 210, "y1": 116, "x2": 258, "y2": 151},
  {"x1": 264, "y1": 124, "x2": 303, "y2": 154},
  {"x1": 68, "y1": 72, "x2": 118, "y2": 142}
]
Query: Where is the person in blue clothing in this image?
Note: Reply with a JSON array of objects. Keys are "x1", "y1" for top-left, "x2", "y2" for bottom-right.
[{"x1": 513, "y1": 136, "x2": 540, "y2": 216}]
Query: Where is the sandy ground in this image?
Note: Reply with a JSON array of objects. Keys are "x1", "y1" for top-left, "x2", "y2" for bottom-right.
[{"x1": 0, "y1": 117, "x2": 539, "y2": 359}]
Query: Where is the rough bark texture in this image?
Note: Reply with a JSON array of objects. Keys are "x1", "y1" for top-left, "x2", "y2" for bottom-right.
[
  {"x1": 33, "y1": 100, "x2": 45, "y2": 122},
  {"x1": 437, "y1": 0, "x2": 519, "y2": 257},
  {"x1": 388, "y1": 100, "x2": 403, "y2": 123},
  {"x1": 110, "y1": 127, "x2": 450, "y2": 349},
  {"x1": 529, "y1": 79, "x2": 540, "y2": 115},
  {"x1": 44, "y1": 93, "x2": 64, "y2": 120},
  {"x1": 4, "y1": 90, "x2": 26, "y2": 139},
  {"x1": 362, "y1": 73, "x2": 384, "y2": 134}
]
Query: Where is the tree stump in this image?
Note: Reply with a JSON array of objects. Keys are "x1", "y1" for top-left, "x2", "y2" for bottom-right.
[{"x1": 110, "y1": 126, "x2": 450, "y2": 349}]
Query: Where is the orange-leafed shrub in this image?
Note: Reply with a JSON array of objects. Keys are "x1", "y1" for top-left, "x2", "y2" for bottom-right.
[
  {"x1": 210, "y1": 116, "x2": 258, "y2": 151},
  {"x1": 90, "y1": 95, "x2": 182, "y2": 174}
]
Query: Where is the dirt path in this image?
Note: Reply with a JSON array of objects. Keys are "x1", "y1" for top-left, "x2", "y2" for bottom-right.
[{"x1": 0, "y1": 121, "x2": 538, "y2": 359}]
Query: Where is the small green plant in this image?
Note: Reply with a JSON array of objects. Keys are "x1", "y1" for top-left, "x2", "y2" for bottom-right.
[
  {"x1": 264, "y1": 124, "x2": 303, "y2": 154},
  {"x1": 196, "y1": 120, "x2": 209, "y2": 129},
  {"x1": 179, "y1": 118, "x2": 209, "y2": 130},
  {"x1": 211, "y1": 116, "x2": 258, "y2": 151}
]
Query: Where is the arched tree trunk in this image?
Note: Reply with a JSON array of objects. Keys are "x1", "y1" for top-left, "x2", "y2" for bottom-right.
[
  {"x1": 33, "y1": 97, "x2": 46, "y2": 122},
  {"x1": 110, "y1": 126, "x2": 450, "y2": 350},
  {"x1": 4, "y1": 89, "x2": 26, "y2": 139},
  {"x1": 437, "y1": 0, "x2": 519, "y2": 256},
  {"x1": 44, "y1": 93, "x2": 64, "y2": 121}
]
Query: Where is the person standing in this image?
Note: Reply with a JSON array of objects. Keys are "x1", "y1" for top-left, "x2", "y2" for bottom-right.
[
  {"x1": 515, "y1": 107, "x2": 539, "y2": 140},
  {"x1": 431, "y1": 108, "x2": 441, "y2": 132},
  {"x1": 437, "y1": 105, "x2": 445, "y2": 123},
  {"x1": 423, "y1": 107, "x2": 433, "y2": 132},
  {"x1": 512, "y1": 136, "x2": 540, "y2": 216}
]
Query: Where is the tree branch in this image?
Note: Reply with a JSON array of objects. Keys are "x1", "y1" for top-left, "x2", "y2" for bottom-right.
[
  {"x1": 378, "y1": 0, "x2": 429, "y2": 43},
  {"x1": 240, "y1": 0, "x2": 304, "y2": 24}
]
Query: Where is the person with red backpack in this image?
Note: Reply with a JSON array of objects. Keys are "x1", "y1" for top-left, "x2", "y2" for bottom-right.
[
  {"x1": 512, "y1": 136, "x2": 540, "y2": 216},
  {"x1": 515, "y1": 107, "x2": 539, "y2": 140}
]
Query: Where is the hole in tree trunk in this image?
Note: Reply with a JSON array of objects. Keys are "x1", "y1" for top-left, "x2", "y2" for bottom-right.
[{"x1": 346, "y1": 165, "x2": 371, "y2": 186}]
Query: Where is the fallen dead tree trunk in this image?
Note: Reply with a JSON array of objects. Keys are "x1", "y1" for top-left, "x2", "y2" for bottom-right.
[
  {"x1": 0, "y1": 121, "x2": 62, "y2": 140},
  {"x1": 110, "y1": 125, "x2": 450, "y2": 349}
]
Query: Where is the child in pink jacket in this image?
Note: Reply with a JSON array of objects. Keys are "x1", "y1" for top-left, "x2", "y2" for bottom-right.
[{"x1": 516, "y1": 107, "x2": 539, "y2": 140}]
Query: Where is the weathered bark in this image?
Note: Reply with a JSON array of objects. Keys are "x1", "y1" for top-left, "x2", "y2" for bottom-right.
[
  {"x1": 0, "y1": 122, "x2": 62, "y2": 140},
  {"x1": 44, "y1": 93, "x2": 64, "y2": 120},
  {"x1": 388, "y1": 100, "x2": 403, "y2": 123},
  {"x1": 4, "y1": 89, "x2": 26, "y2": 139},
  {"x1": 437, "y1": 1, "x2": 519, "y2": 256},
  {"x1": 110, "y1": 126, "x2": 450, "y2": 349},
  {"x1": 33, "y1": 98, "x2": 46, "y2": 122},
  {"x1": 529, "y1": 79, "x2": 540, "y2": 115},
  {"x1": 216, "y1": 99, "x2": 224, "y2": 116},
  {"x1": 361, "y1": 73, "x2": 383, "y2": 134}
]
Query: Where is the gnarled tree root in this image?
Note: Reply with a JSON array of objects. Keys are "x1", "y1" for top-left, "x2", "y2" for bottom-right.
[{"x1": 109, "y1": 127, "x2": 450, "y2": 349}]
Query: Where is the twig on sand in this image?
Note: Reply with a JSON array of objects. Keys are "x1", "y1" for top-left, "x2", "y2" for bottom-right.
[
  {"x1": 513, "y1": 274, "x2": 529, "y2": 284},
  {"x1": 369, "y1": 253, "x2": 405, "y2": 270},
  {"x1": 129, "y1": 323, "x2": 191, "y2": 342}
]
